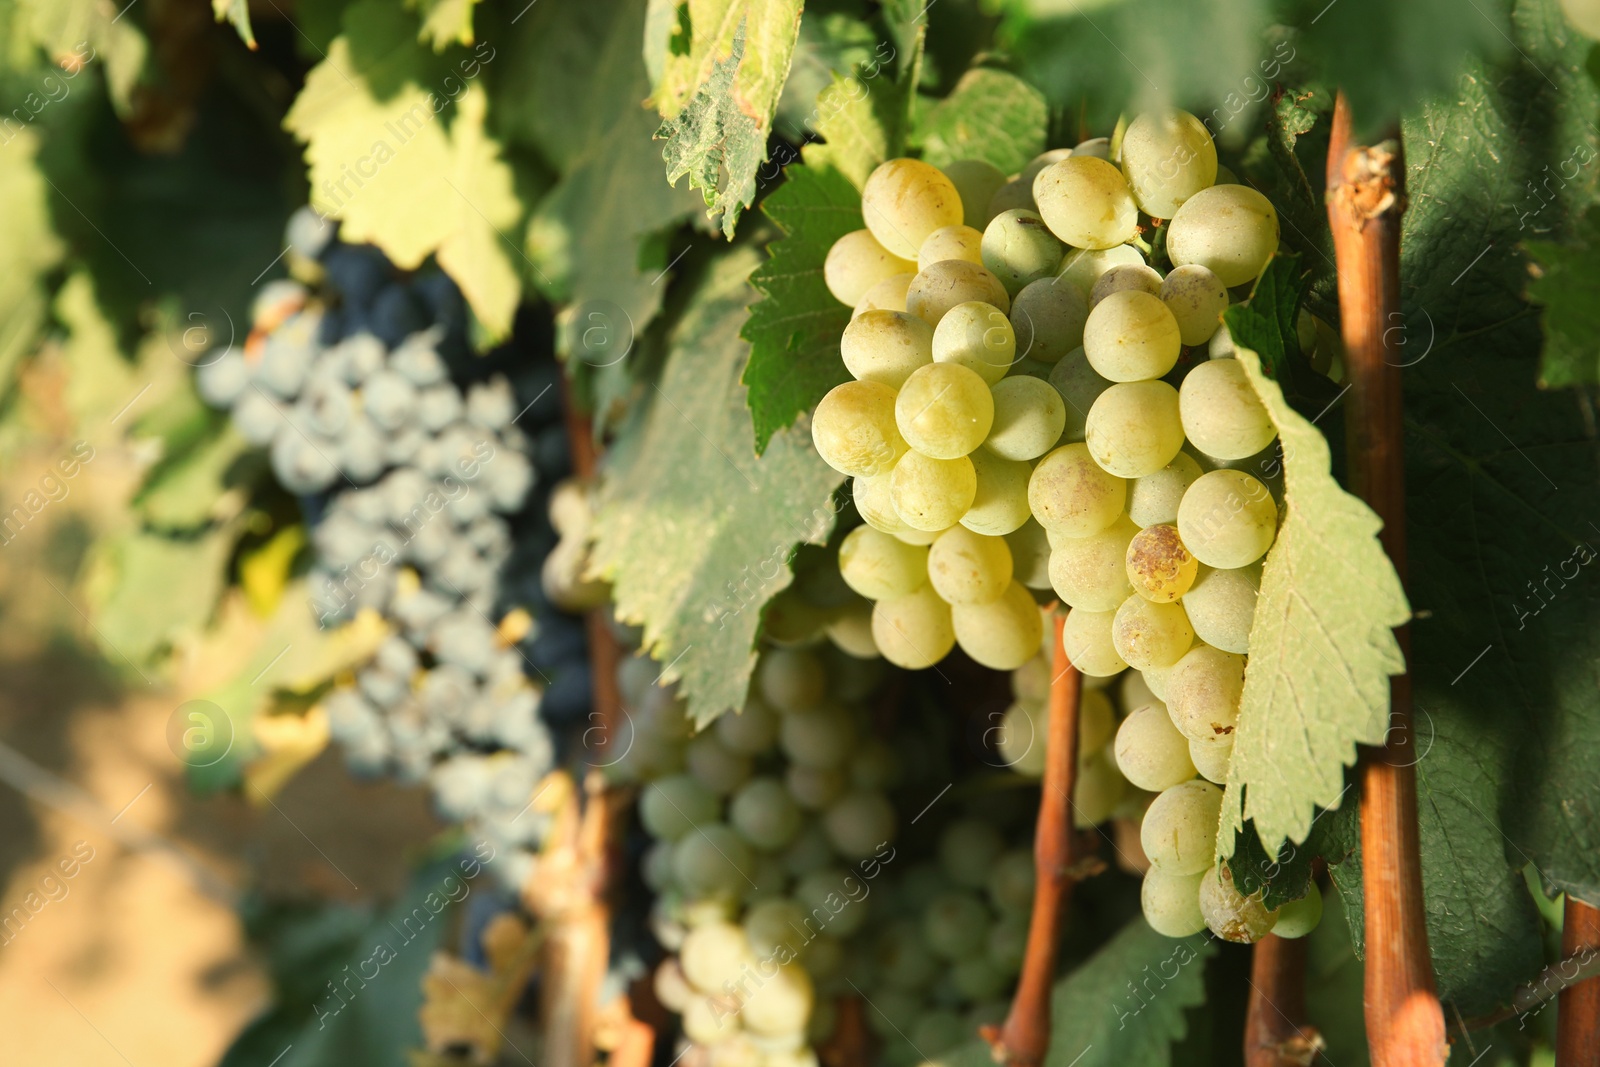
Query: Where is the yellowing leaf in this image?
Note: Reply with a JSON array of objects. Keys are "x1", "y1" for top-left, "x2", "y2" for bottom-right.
[
  {"x1": 419, "y1": 915, "x2": 541, "y2": 1064},
  {"x1": 240, "y1": 523, "x2": 307, "y2": 617},
  {"x1": 245, "y1": 706, "x2": 330, "y2": 802},
  {"x1": 407, "y1": 0, "x2": 481, "y2": 50}
]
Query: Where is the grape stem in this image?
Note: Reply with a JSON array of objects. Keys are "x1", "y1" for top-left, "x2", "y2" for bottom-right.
[
  {"x1": 1556, "y1": 898, "x2": 1600, "y2": 1064},
  {"x1": 1245, "y1": 933, "x2": 1325, "y2": 1066},
  {"x1": 1325, "y1": 93, "x2": 1447, "y2": 1067},
  {"x1": 984, "y1": 611, "x2": 1084, "y2": 1067}
]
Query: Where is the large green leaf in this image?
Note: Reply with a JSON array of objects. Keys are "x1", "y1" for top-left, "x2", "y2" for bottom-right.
[
  {"x1": 911, "y1": 67, "x2": 1047, "y2": 176},
  {"x1": 1526, "y1": 207, "x2": 1600, "y2": 387},
  {"x1": 804, "y1": 20, "x2": 924, "y2": 189},
  {"x1": 84, "y1": 527, "x2": 235, "y2": 665},
  {"x1": 0, "y1": 129, "x2": 65, "y2": 396},
  {"x1": 592, "y1": 246, "x2": 845, "y2": 726}
]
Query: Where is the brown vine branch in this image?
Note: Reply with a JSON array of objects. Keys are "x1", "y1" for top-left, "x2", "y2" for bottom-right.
[
  {"x1": 1246, "y1": 933, "x2": 1325, "y2": 1067},
  {"x1": 984, "y1": 611, "x2": 1081, "y2": 1067},
  {"x1": 1557, "y1": 898, "x2": 1600, "y2": 1065},
  {"x1": 1325, "y1": 93, "x2": 1447, "y2": 1067}
]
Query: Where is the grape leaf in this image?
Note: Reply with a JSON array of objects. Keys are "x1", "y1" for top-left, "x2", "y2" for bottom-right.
[
  {"x1": 212, "y1": 0, "x2": 256, "y2": 49},
  {"x1": 407, "y1": 0, "x2": 482, "y2": 49},
  {"x1": 652, "y1": 0, "x2": 805, "y2": 238},
  {"x1": 740, "y1": 163, "x2": 862, "y2": 454},
  {"x1": 1526, "y1": 207, "x2": 1600, "y2": 388},
  {"x1": 804, "y1": 24, "x2": 923, "y2": 189},
  {"x1": 911, "y1": 67, "x2": 1047, "y2": 176},
  {"x1": 283, "y1": 0, "x2": 522, "y2": 338},
  {"x1": 1041, "y1": 920, "x2": 1216, "y2": 1067},
  {"x1": 0, "y1": 128, "x2": 65, "y2": 396},
  {"x1": 591, "y1": 246, "x2": 845, "y2": 727},
  {"x1": 83, "y1": 526, "x2": 236, "y2": 665},
  {"x1": 774, "y1": 11, "x2": 881, "y2": 143}
]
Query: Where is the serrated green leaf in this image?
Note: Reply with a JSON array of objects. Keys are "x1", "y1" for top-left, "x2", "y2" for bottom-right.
[
  {"x1": 135, "y1": 421, "x2": 250, "y2": 531},
  {"x1": 912, "y1": 67, "x2": 1047, "y2": 176},
  {"x1": 1041, "y1": 919, "x2": 1215, "y2": 1067},
  {"x1": 85, "y1": 527, "x2": 235, "y2": 665},
  {"x1": 212, "y1": 0, "x2": 256, "y2": 49},
  {"x1": 17, "y1": 0, "x2": 148, "y2": 112},
  {"x1": 654, "y1": 0, "x2": 805, "y2": 237},
  {"x1": 741, "y1": 163, "x2": 862, "y2": 454},
  {"x1": 1526, "y1": 207, "x2": 1600, "y2": 387},
  {"x1": 592, "y1": 246, "x2": 845, "y2": 726},
  {"x1": 803, "y1": 24, "x2": 923, "y2": 189},
  {"x1": 0, "y1": 126, "x2": 64, "y2": 399},
  {"x1": 407, "y1": 0, "x2": 481, "y2": 49},
  {"x1": 1221, "y1": 253, "x2": 1305, "y2": 379},
  {"x1": 774, "y1": 11, "x2": 881, "y2": 142}
]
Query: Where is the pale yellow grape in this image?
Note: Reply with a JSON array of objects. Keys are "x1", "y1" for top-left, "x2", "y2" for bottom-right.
[
  {"x1": 1115, "y1": 702, "x2": 1197, "y2": 791},
  {"x1": 932, "y1": 301, "x2": 1015, "y2": 385},
  {"x1": 1189, "y1": 735, "x2": 1232, "y2": 784},
  {"x1": 961, "y1": 448, "x2": 1033, "y2": 536},
  {"x1": 1140, "y1": 779, "x2": 1222, "y2": 874},
  {"x1": 1058, "y1": 244, "x2": 1146, "y2": 297},
  {"x1": 1182, "y1": 561, "x2": 1259, "y2": 654},
  {"x1": 953, "y1": 581, "x2": 1043, "y2": 670},
  {"x1": 1198, "y1": 862, "x2": 1278, "y2": 943},
  {"x1": 1214, "y1": 165, "x2": 1239, "y2": 185},
  {"x1": 1272, "y1": 883, "x2": 1323, "y2": 939},
  {"x1": 1128, "y1": 451, "x2": 1203, "y2": 528},
  {"x1": 906, "y1": 260, "x2": 1010, "y2": 325},
  {"x1": 1028, "y1": 443, "x2": 1126, "y2": 537},
  {"x1": 681, "y1": 921, "x2": 755, "y2": 994},
  {"x1": 812, "y1": 380, "x2": 906, "y2": 478},
  {"x1": 988, "y1": 849, "x2": 1037, "y2": 914},
  {"x1": 1160, "y1": 264, "x2": 1229, "y2": 345},
  {"x1": 687, "y1": 731, "x2": 753, "y2": 794},
  {"x1": 1179, "y1": 358, "x2": 1276, "y2": 460},
  {"x1": 730, "y1": 777, "x2": 803, "y2": 850},
  {"x1": 824, "y1": 790, "x2": 896, "y2": 860},
  {"x1": 1085, "y1": 380, "x2": 1184, "y2": 478},
  {"x1": 1119, "y1": 111, "x2": 1218, "y2": 219},
  {"x1": 718, "y1": 695, "x2": 781, "y2": 755},
  {"x1": 674, "y1": 823, "x2": 756, "y2": 896},
  {"x1": 1209, "y1": 320, "x2": 1235, "y2": 359},
  {"x1": 741, "y1": 964, "x2": 815, "y2": 1037},
  {"x1": 1089, "y1": 263, "x2": 1165, "y2": 308},
  {"x1": 1141, "y1": 867, "x2": 1207, "y2": 936},
  {"x1": 1048, "y1": 347, "x2": 1113, "y2": 442},
  {"x1": 1112, "y1": 594, "x2": 1195, "y2": 671},
  {"x1": 1083, "y1": 290, "x2": 1182, "y2": 382},
  {"x1": 917, "y1": 224, "x2": 985, "y2": 272},
  {"x1": 1167, "y1": 185, "x2": 1280, "y2": 287},
  {"x1": 895, "y1": 363, "x2": 994, "y2": 458},
  {"x1": 1020, "y1": 147, "x2": 1075, "y2": 193},
  {"x1": 758, "y1": 646, "x2": 827, "y2": 711},
  {"x1": 986, "y1": 376, "x2": 1066, "y2": 461},
  {"x1": 1073, "y1": 751, "x2": 1126, "y2": 828},
  {"x1": 997, "y1": 701, "x2": 1046, "y2": 776},
  {"x1": 927, "y1": 525, "x2": 1013, "y2": 604},
  {"x1": 941, "y1": 159, "x2": 1009, "y2": 228},
  {"x1": 825, "y1": 604, "x2": 879, "y2": 659},
  {"x1": 1166, "y1": 644, "x2": 1246, "y2": 744},
  {"x1": 825, "y1": 229, "x2": 916, "y2": 306},
  {"x1": 1010, "y1": 278, "x2": 1088, "y2": 363},
  {"x1": 841, "y1": 310, "x2": 933, "y2": 388},
  {"x1": 1060, "y1": 606, "x2": 1127, "y2": 676},
  {"x1": 1034, "y1": 156, "x2": 1139, "y2": 249},
  {"x1": 1121, "y1": 667, "x2": 1159, "y2": 710},
  {"x1": 1048, "y1": 514, "x2": 1137, "y2": 611},
  {"x1": 1176, "y1": 469, "x2": 1278, "y2": 568},
  {"x1": 838, "y1": 525, "x2": 929, "y2": 600},
  {"x1": 861, "y1": 158, "x2": 966, "y2": 259},
  {"x1": 779, "y1": 702, "x2": 855, "y2": 768},
  {"x1": 852, "y1": 272, "x2": 914, "y2": 318},
  {"x1": 852, "y1": 471, "x2": 905, "y2": 534},
  {"x1": 1012, "y1": 649, "x2": 1050, "y2": 703},
  {"x1": 786, "y1": 764, "x2": 845, "y2": 810},
  {"x1": 680, "y1": 997, "x2": 732, "y2": 1043},
  {"x1": 1141, "y1": 638, "x2": 1196, "y2": 702},
  {"x1": 891, "y1": 525, "x2": 941, "y2": 546},
  {"x1": 1005, "y1": 519, "x2": 1054, "y2": 590},
  {"x1": 981, "y1": 209, "x2": 1064, "y2": 295},
  {"x1": 872, "y1": 584, "x2": 957, "y2": 668},
  {"x1": 987, "y1": 178, "x2": 1035, "y2": 219},
  {"x1": 1125, "y1": 523, "x2": 1198, "y2": 602},
  {"x1": 1073, "y1": 137, "x2": 1111, "y2": 160},
  {"x1": 744, "y1": 898, "x2": 807, "y2": 959}
]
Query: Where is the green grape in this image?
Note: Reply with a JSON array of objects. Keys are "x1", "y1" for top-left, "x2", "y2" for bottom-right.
[
  {"x1": 758, "y1": 647, "x2": 827, "y2": 712},
  {"x1": 794, "y1": 867, "x2": 870, "y2": 936},
  {"x1": 996, "y1": 701, "x2": 1046, "y2": 776},
  {"x1": 1060, "y1": 606, "x2": 1128, "y2": 677},
  {"x1": 1214, "y1": 165, "x2": 1240, "y2": 185},
  {"x1": 1085, "y1": 380, "x2": 1185, "y2": 478},
  {"x1": 640, "y1": 774, "x2": 721, "y2": 841},
  {"x1": 742, "y1": 964, "x2": 815, "y2": 1038},
  {"x1": 1139, "y1": 780, "x2": 1223, "y2": 874},
  {"x1": 950, "y1": 958, "x2": 1008, "y2": 1002},
  {"x1": 1124, "y1": 523, "x2": 1198, "y2": 602},
  {"x1": 939, "y1": 817, "x2": 1005, "y2": 887},
  {"x1": 1010, "y1": 277, "x2": 1088, "y2": 364},
  {"x1": 1181, "y1": 561, "x2": 1260, "y2": 654},
  {"x1": 849, "y1": 739, "x2": 900, "y2": 791},
  {"x1": 1073, "y1": 137, "x2": 1111, "y2": 159},
  {"x1": 1082, "y1": 290, "x2": 1182, "y2": 382},
  {"x1": 1073, "y1": 750, "x2": 1126, "y2": 827},
  {"x1": 1047, "y1": 347, "x2": 1113, "y2": 442},
  {"x1": 786, "y1": 764, "x2": 845, "y2": 811},
  {"x1": 744, "y1": 898, "x2": 808, "y2": 959},
  {"x1": 1166, "y1": 644, "x2": 1246, "y2": 744},
  {"x1": 1176, "y1": 469, "x2": 1278, "y2": 568},
  {"x1": 841, "y1": 309, "x2": 934, "y2": 388},
  {"x1": 852, "y1": 272, "x2": 915, "y2": 319},
  {"x1": 932, "y1": 301, "x2": 1016, "y2": 385},
  {"x1": 1140, "y1": 868, "x2": 1206, "y2": 937},
  {"x1": 906, "y1": 260, "x2": 1011, "y2": 325},
  {"x1": 1020, "y1": 147, "x2": 1075, "y2": 192},
  {"x1": 954, "y1": 580, "x2": 1044, "y2": 670},
  {"x1": 823, "y1": 790, "x2": 896, "y2": 859},
  {"x1": 825, "y1": 602, "x2": 879, "y2": 660},
  {"x1": 731, "y1": 776, "x2": 804, "y2": 850},
  {"x1": 941, "y1": 159, "x2": 1009, "y2": 228},
  {"x1": 1119, "y1": 111, "x2": 1219, "y2": 219},
  {"x1": 853, "y1": 471, "x2": 906, "y2": 535},
  {"x1": 917, "y1": 223, "x2": 985, "y2": 271},
  {"x1": 1028, "y1": 443, "x2": 1127, "y2": 537},
  {"x1": 681, "y1": 920, "x2": 756, "y2": 993},
  {"x1": 1272, "y1": 882, "x2": 1323, "y2": 939},
  {"x1": 802, "y1": 934, "x2": 844, "y2": 984},
  {"x1": 1048, "y1": 513, "x2": 1137, "y2": 611},
  {"x1": 923, "y1": 891, "x2": 992, "y2": 960},
  {"x1": 1114, "y1": 703, "x2": 1197, "y2": 792},
  {"x1": 871, "y1": 584, "x2": 957, "y2": 668},
  {"x1": 1140, "y1": 638, "x2": 1197, "y2": 702},
  {"x1": 812, "y1": 380, "x2": 907, "y2": 478},
  {"x1": 985, "y1": 376, "x2": 1066, "y2": 461},
  {"x1": 1004, "y1": 518, "x2": 1054, "y2": 590},
  {"x1": 987, "y1": 177, "x2": 1036, "y2": 220},
  {"x1": 987, "y1": 914, "x2": 1029, "y2": 974},
  {"x1": 1080, "y1": 686, "x2": 1116, "y2": 751},
  {"x1": 1088, "y1": 263, "x2": 1165, "y2": 308},
  {"x1": 1179, "y1": 358, "x2": 1276, "y2": 461},
  {"x1": 981, "y1": 209, "x2": 1065, "y2": 295},
  {"x1": 674, "y1": 823, "x2": 757, "y2": 897},
  {"x1": 896, "y1": 363, "x2": 995, "y2": 458},
  {"x1": 890, "y1": 450, "x2": 977, "y2": 531},
  {"x1": 1058, "y1": 244, "x2": 1146, "y2": 298},
  {"x1": 1121, "y1": 667, "x2": 1159, "y2": 711},
  {"x1": 1188, "y1": 735, "x2": 1233, "y2": 784},
  {"x1": 1208, "y1": 320, "x2": 1235, "y2": 359},
  {"x1": 783, "y1": 822, "x2": 835, "y2": 875},
  {"x1": 861, "y1": 158, "x2": 966, "y2": 258},
  {"x1": 839, "y1": 525, "x2": 929, "y2": 601},
  {"x1": 1160, "y1": 264, "x2": 1229, "y2": 346},
  {"x1": 1198, "y1": 861, "x2": 1278, "y2": 943},
  {"x1": 687, "y1": 731, "x2": 754, "y2": 794},
  {"x1": 1127, "y1": 451, "x2": 1203, "y2": 528},
  {"x1": 717, "y1": 695, "x2": 781, "y2": 755},
  {"x1": 891, "y1": 525, "x2": 941, "y2": 546},
  {"x1": 927, "y1": 525, "x2": 1014, "y2": 604},
  {"x1": 825, "y1": 229, "x2": 917, "y2": 306},
  {"x1": 985, "y1": 851, "x2": 1036, "y2": 918},
  {"x1": 779, "y1": 702, "x2": 856, "y2": 769},
  {"x1": 643, "y1": 841, "x2": 676, "y2": 890},
  {"x1": 1166, "y1": 185, "x2": 1280, "y2": 287},
  {"x1": 874, "y1": 919, "x2": 938, "y2": 990},
  {"x1": 1112, "y1": 594, "x2": 1195, "y2": 671},
  {"x1": 961, "y1": 448, "x2": 1033, "y2": 536},
  {"x1": 1034, "y1": 156, "x2": 1139, "y2": 249}
]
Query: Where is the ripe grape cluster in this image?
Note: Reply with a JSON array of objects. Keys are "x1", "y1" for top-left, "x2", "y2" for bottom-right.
[
  {"x1": 814, "y1": 112, "x2": 1328, "y2": 941},
  {"x1": 196, "y1": 207, "x2": 597, "y2": 888}
]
